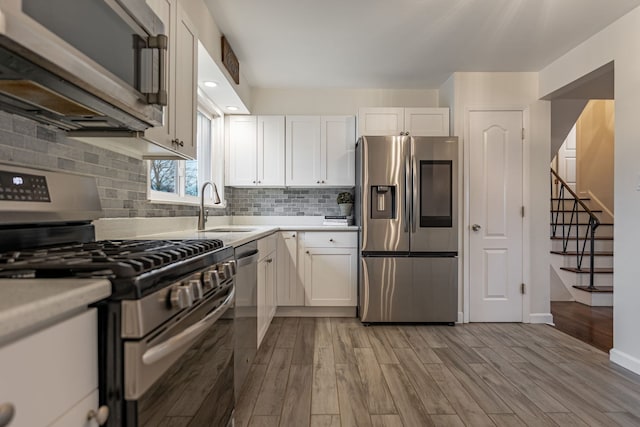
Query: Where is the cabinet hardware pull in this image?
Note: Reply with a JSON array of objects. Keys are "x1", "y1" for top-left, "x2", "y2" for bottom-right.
[
  {"x1": 87, "y1": 405, "x2": 110, "y2": 425},
  {"x1": 306, "y1": 251, "x2": 309, "y2": 254},
  {"x1": 329, "y1": 238, "x2": 334, "y2": 242}
]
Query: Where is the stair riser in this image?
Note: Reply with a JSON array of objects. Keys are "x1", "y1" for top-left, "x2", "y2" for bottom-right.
[
  {"x1": 551, "y1": 239, "x2": 613, "y2": 252},
  {"x1": 554, "y1": 254, "x2": 613, "y2": 269},
  {"x1": 550, "y1": 224, "x2": 613, "y2": 238},
  {"x1": 551, "y1": 199, "x2": 593, "y2": 210},
  {"x1": 550, "y1": 211, "x2": 603, "y2": 223},
  {"x1": 574, "y1": 291, "x2": 613, "y2": 307}
]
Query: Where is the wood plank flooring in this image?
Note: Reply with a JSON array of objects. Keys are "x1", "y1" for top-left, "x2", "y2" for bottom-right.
[
  {"x1": 551, "y1": 302, "x2": 613, "y2": 353},
  {"x1": 236, "y1": 318, "x2": 640, "y2": 427}
]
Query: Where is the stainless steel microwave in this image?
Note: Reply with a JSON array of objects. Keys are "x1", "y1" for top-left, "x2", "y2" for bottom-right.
[{"x1": 0, "y1": 0, "x2": 166, "y2": 133}]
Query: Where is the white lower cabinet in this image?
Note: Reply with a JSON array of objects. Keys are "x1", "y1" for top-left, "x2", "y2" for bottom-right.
[
  {"x1": 0, "y1": 309, "x2": 103, "y2": 427},
  {"x1": 276, "y1": 231, "x2": 303, "y2": 306},
  {"x1": 257, "y1": 234, "x2": 277, "y2": 347},
  {"x1": 295, "y1": 231, "x2": 358, "y2": 307}
]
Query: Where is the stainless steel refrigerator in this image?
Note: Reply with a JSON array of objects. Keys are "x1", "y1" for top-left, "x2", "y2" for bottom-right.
[{"x1": 356, "y1": 135, "x2": 458, "y2": 323}]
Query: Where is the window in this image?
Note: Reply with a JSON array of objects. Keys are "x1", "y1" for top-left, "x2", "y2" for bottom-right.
[{"x1": 148, "y1": 100, "x2": 225, "y2": 206}]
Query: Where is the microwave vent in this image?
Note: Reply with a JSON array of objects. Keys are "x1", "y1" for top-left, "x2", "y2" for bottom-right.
[{"x1": 0, "y1": 80, "x2": 100, "y2": 117}]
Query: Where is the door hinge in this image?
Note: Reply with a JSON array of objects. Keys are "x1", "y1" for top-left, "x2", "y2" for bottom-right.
[
  {"x1": 521, "y1": 283, "x2": 526, "y2": 294},
  {"x1": 521, "y1": 206, "x2": 525, "y2": 217},
  {"x1": 522, "y1": 128, "x2": 525, "y2": 140}
]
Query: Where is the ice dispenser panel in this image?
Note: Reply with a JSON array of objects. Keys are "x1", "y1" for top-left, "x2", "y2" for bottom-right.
[{"x1": 370, "y1": 185, "x2": 395, "y2": 219}]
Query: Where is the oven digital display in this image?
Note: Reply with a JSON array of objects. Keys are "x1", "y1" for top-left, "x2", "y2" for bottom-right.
[{"x1": 0, "y1": 170, "x2": 51, "y2": 202}]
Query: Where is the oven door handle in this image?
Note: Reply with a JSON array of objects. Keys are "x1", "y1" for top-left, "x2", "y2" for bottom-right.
[{"x1": 142, "y1": 287, "x2": 235, "y2": 365}]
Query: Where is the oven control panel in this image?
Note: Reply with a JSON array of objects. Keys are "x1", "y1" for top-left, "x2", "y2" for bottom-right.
[{"x1": 0, "y1": 170, "x2": 50, "y2": 202}]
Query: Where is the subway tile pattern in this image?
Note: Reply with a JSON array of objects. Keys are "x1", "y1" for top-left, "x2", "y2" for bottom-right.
[
  {"x1": 227, "y1": 187, "x2": 352, "y2": 216},
  {"x1": 0, "y1": 111, "x2": 352, "y2": 218},
  {"x1": 0, "y1": 111, "x2": 228, "y2": 218}
]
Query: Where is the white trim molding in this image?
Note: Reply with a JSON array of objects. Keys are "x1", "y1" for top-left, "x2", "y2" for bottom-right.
[
  {"x1": 610, "y1": 348, "x2": 640, "y2": 375},
  {"x1": 457, "y1": 311, "x2": 464, "y2": 324},
  {"x1": 529, "y1": 313, "x2": 554, "y2": 325}
]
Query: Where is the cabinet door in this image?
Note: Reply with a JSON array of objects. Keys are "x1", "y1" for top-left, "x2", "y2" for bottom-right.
[
  {"x1": 322, "y1": 116, "x2": 356, "y2": 186},
  {"x1": 404, "y1": 108, "x2": 450, "y2": 136},
  {"x1": 266, "y1": 250, "x2": 277, "y2": 321},
  {"x1": 174, "y1": 4, "x2": 197, "y2": 158},
  {"x1": 357, "y1": 107, "x2": 404, "y2": 136},
  {"x1": 257, "y1": 116, "x2": 285, "y2": 186},
  {"x1": 228, "y1": 116, "x2": 258, "y2": 186},
  {"x1": 145, "y1": 0, "x2": 175, "y2": 149},
  {"x1": 277, "y1": 231, "x2": 303, "y2": 306},
  {"x1": 303, "y1": 247, "x2": 357, "y2": 306},
  {"x1": 285, "y1": 116, "x2": 321, "y2": 186},
  {"x1": 257, "y1": 256, "x2": 268, "y2": 347},
  {"x1": 0, "y1": 309, "x2": 98, "y2": 427}
]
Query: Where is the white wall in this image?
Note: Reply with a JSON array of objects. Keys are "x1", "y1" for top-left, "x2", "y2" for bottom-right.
[
  {"x1": 250, "y1": 88, "x2": 439, "y2": 115},
  {"x1": 448, "y1": 72, "x2": 551, "y2": 322},
  {"x1": 539, "y1": 5, "x2": 640, "y2": 374},
  {"x1": 182, "y1": 0, "x2": 252, "y2": 108}
]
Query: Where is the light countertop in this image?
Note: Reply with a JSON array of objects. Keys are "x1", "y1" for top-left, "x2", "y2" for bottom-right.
[
  {"x1": 140, "y1": 224, "x2": 360, "y2": 248},
  {"x1": 0, "y1": 278, "x2": 111, "y2": 346}
]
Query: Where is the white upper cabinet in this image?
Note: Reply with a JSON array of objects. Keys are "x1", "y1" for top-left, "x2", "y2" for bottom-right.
[
  {"x1": 227, "y1": 115, "x2": 285, "y2": 187},
  {"x1": 358, "y1": 107, "x2": 405, "y2": 136},
  {"x1": 286, "y1": 115, "x2": 355, "y2": 187},
  {"x1": 145, "y1": 0, "x2": 197, "y2": 159},
  {"x1": 358, "y1": 107, "x2": 450, "y2": 137}
]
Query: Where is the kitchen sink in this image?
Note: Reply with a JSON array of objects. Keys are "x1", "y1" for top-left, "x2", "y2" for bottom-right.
[{"x1": 204, "y1": 228, "x2": 257, "y2": 233}]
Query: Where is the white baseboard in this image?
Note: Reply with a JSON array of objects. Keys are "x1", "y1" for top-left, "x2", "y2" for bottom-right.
[
  {"x1": 457, "y1": 311, "x2": 464, "y2": 324},
  {"x1": 529, "y1": 313, "x2": 554, "y2": 325},
  {"x1": 610, "y1": 348, "x2": 640, "y2": 375},
  {"x1": 275, "y1": 306, "x2": 357, "y2": 317}
]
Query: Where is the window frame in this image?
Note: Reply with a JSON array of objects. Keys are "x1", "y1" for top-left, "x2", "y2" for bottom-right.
[{"x1": 147, "y1": 93, "x2": 226, "y2": 208}]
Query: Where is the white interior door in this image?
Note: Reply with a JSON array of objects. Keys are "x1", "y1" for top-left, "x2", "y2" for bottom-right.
[
  {"x1": 556, "y1": 123, "x2": 577, "y2": 193},
  {"x1": 469, "y1": 110, "x2": 524, "y2": 322}
]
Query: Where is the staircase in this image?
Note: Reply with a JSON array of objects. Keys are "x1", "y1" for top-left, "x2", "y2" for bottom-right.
[{"x1": 550, "y1": 169, "x2": 613, "y2": 306}]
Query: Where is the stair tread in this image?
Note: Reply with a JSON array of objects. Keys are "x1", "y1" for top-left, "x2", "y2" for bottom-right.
[
  {"x1": 551, "y1": 236, "x2": 613, "y2": 241},
  {"x1": 550, "y1": 250, "x2": 613, "y2": 256},
  {"x1": 550, "y1": 209, "x2": 603, "y2": 213},
  {"x1": 560, "y1": 267, "x2": 613, "y2": 274},
  {"x1": 572, "y1": 285, "x2": 614, "y2": 293},
  {"x1": 550, "y1": 222, "x2": 613, "y2": 226},
  {"x1": 551, "y1": 197, "x2": 591, "y2": 201}
]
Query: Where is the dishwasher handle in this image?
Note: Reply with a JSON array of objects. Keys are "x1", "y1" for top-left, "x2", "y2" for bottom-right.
[{"x1": 236, "y1": 249, "x2": 259, "y2": 267}]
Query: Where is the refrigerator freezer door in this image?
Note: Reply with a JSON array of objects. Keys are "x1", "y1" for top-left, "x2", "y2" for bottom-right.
[
  {"x1": 359, "y1": 256, "x2": 457, "y2": 323},
  {"x1": 360, "y1": 136, "x2": 409, "y2": 252},
  {"x1": 410, "y1": 137, "x2": 458, "y2": 253}
]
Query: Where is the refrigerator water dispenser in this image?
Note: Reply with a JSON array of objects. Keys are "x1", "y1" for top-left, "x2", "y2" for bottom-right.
[{"x1": 370, "y1": 185, "x2": 395, "y2": 219}]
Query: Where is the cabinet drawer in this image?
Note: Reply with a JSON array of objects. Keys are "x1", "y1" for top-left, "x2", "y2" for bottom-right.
[
  {"x1": 0, "y1": 309, "x2": 97, "y2": 427},
  {"x1": 258, "y1": 233, "x2": 277, "y2": 258},
  {"x1": 303, "y1": 231, "x2": 357, "y2": 248},
  {"x1": 50, "y1": 389, "x2": 99, "y2": 427}
]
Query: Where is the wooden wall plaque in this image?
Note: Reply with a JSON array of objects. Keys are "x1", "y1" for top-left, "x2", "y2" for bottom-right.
[{"x1": 221, "y1": 36, "x2": 240, "y2": 85}]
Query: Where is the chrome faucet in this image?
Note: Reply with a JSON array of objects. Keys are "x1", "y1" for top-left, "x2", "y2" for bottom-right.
[{"x1": 197, "y1": 181, "x2": 221, "y2": 230}]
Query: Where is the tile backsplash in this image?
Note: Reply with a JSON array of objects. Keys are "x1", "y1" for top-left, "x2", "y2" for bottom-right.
[
  {"x1": 227, "y1": 187, "x2": 352, "y2": 216},
  {"x1": 0, "y1": 111, "x2": 352, "y2": 218}
]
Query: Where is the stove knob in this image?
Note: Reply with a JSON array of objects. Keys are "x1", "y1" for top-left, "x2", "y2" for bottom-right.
[
  {"x1": 209, "y1": 269, "x2": 221, "y2": 288},
  {"x1": 169, "y1": 285, "x2": 193, "y2": 309},
  {"x1": 221, "y1": 262, "x2": 233, "y2": 279},
  {"x1": 189, "y1": 279, "x2": 204, "y2": 301},
  {"x1": 217, "y1": 264, "x2": 228, "y2": 280},
  {"x1": 228, "y1": 260, "x2": 237, "y2": 275}
]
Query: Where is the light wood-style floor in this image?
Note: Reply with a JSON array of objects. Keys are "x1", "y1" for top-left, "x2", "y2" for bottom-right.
[{"x1": 235, "y1": 317, "x2": 640, "y2": 427}]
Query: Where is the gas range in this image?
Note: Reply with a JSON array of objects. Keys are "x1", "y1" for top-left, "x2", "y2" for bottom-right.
[
  {"x1": 0, "y1": 164, "x2": 236, "y2": 426},
  {"x1": 0, "y1": 239, "x2": 232, "y2": 299}
]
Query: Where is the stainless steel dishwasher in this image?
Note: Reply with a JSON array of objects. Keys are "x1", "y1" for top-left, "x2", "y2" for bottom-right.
[{"x1": 233, "y1": 241, "x2": 259, "y2": 398}]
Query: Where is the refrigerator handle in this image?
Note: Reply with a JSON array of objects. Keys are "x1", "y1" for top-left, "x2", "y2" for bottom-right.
[
  {"x1": 412, "y1": 153, "x2": 418, "y2": 233},
  {"x1": 404, "y1": 143, "x2": 411, "y2": 233}
]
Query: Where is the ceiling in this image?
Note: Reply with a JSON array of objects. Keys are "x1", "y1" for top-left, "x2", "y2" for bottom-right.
[{"x1": 203, "y1": 0, "x2": 640, "y2": 89}]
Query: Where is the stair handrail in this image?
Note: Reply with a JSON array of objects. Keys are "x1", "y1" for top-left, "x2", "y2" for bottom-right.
[{"x1": 550, "y1": 168, "x2": 600, "y2": 290}]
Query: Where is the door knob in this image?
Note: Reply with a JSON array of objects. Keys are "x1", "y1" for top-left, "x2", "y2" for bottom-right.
[{"x1": 471, "y1": 224, "x2": 481, "y2": 232}]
